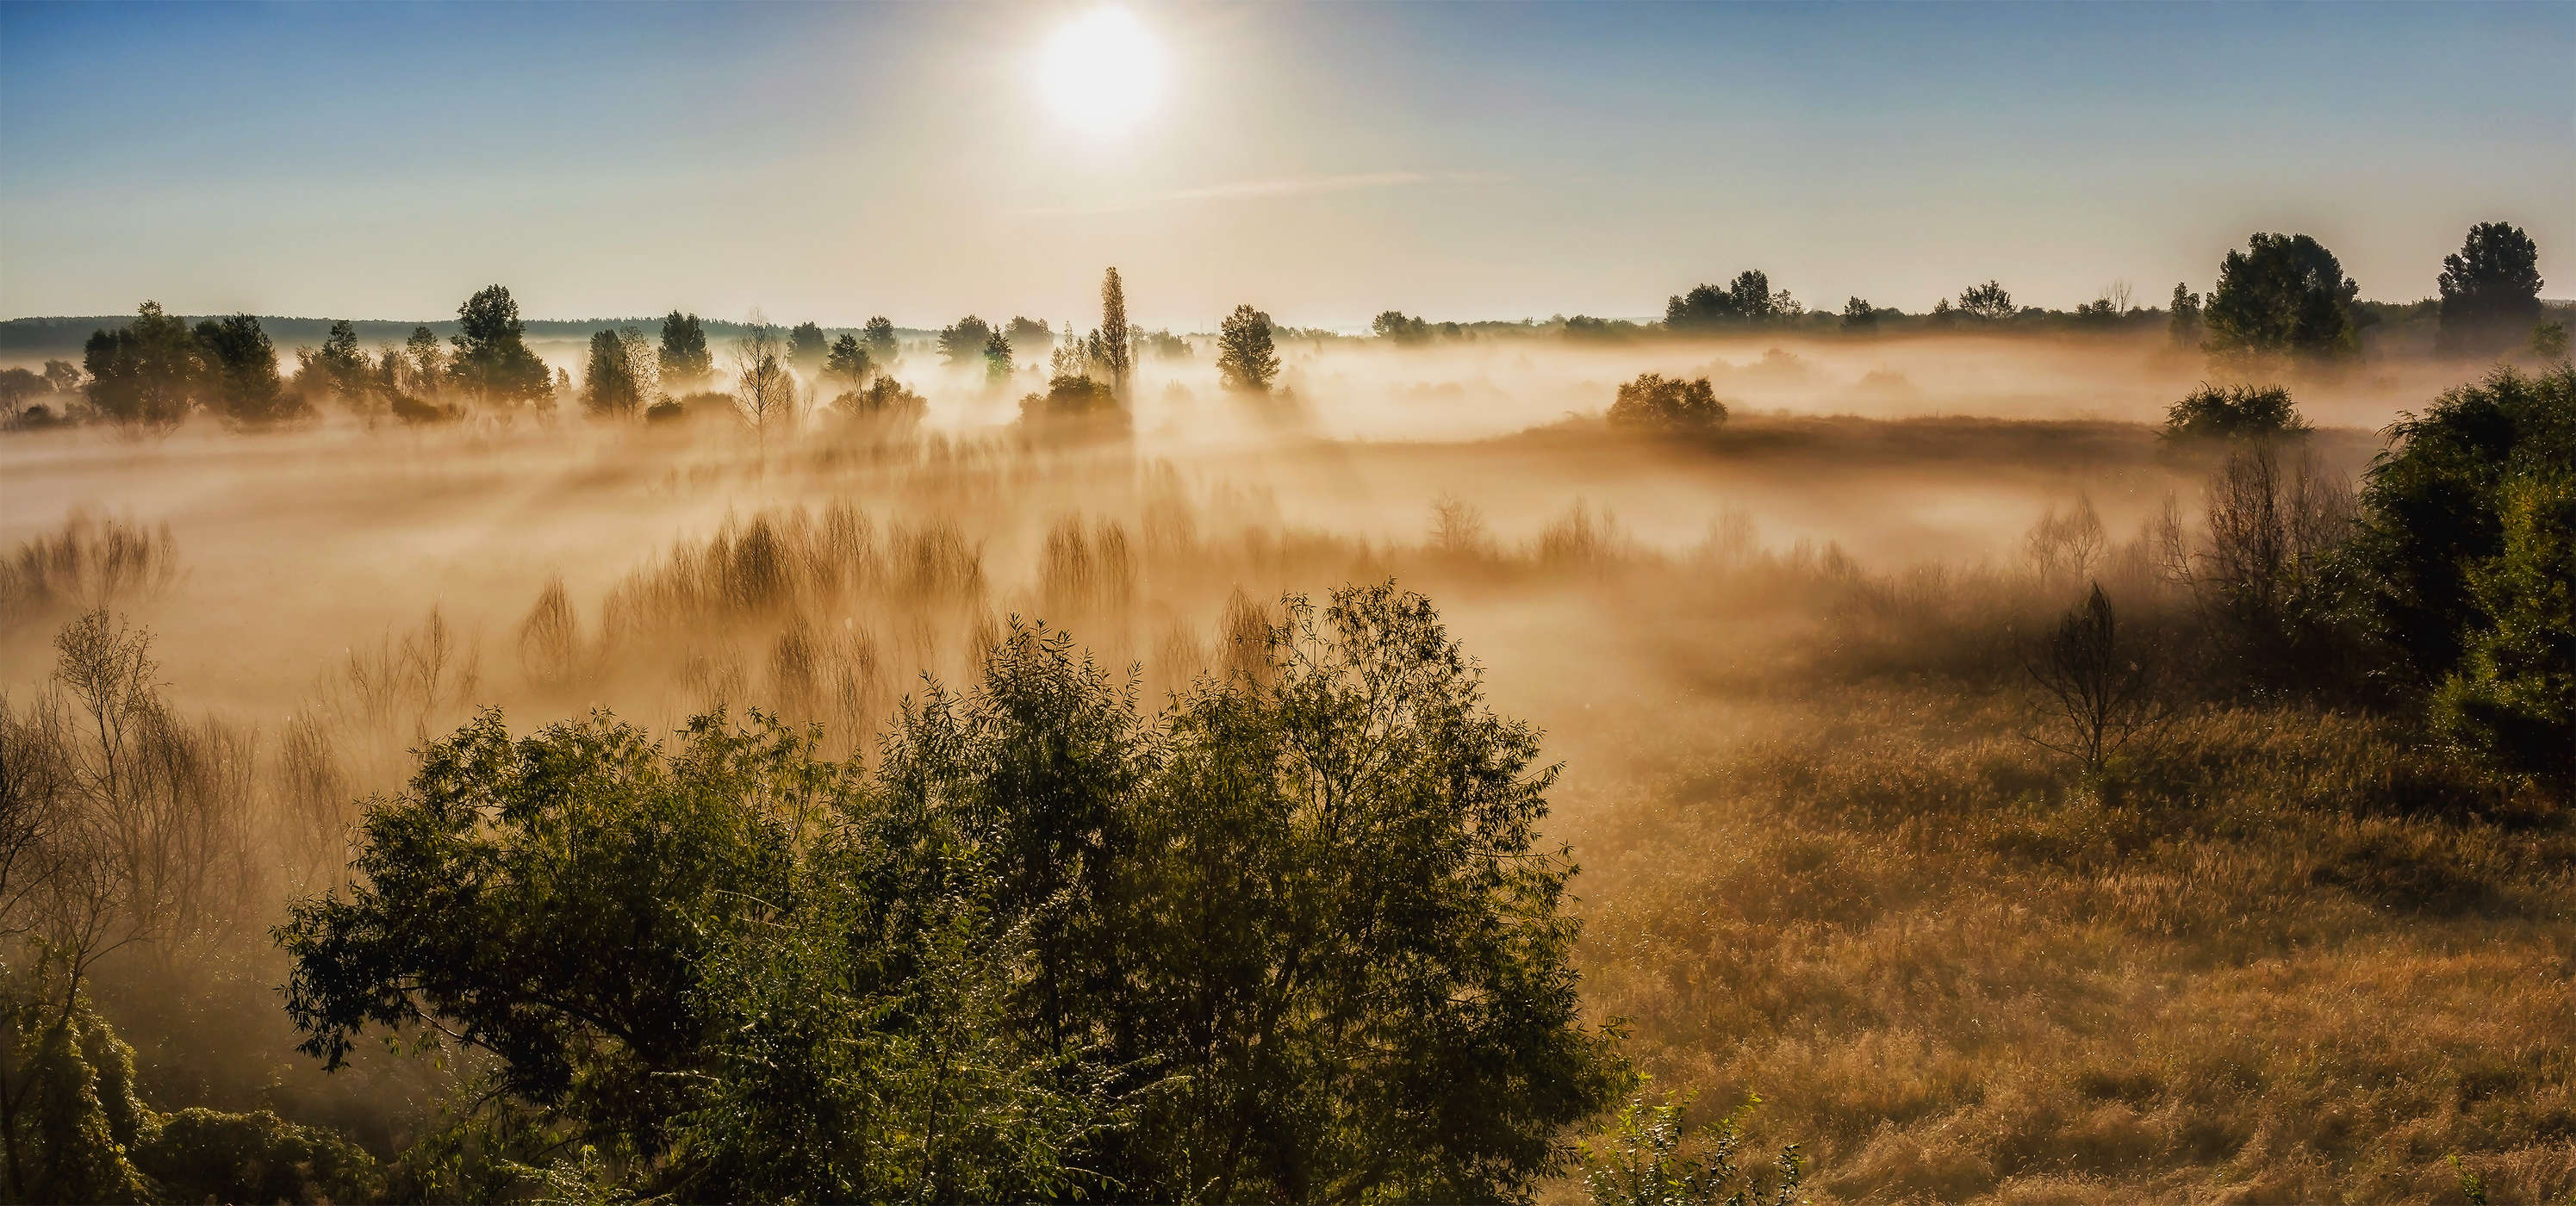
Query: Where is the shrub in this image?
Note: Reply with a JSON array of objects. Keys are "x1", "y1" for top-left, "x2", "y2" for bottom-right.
[
  {"x1": 831, "y1": 376, "x2": 926, "y2": 426},
  {"x1": 2160, "y1": 382, "x2": 2306, "y2": 444},
  {"x1": 136, "y1": 1108, "x2": 383, "y2": 1205},
  {"x1": 2428, "y1": 470, "x2": 2575, "y2": 787},
  {"x1": 1609, "y1": 372, "x2": 1727, "y2": 432},
  {"x1": 1581, "y1": 1093, "x2": 1801, "y2": 1206}
]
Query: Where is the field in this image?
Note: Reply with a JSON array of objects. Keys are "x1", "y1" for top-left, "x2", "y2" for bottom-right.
[{"x1": 5, "y1": 327, "x2": 2568, "y2": 1202}]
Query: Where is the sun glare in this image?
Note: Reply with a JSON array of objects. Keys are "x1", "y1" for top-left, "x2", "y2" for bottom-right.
[{"x1": 1038, "y1": 7, "x2": 1166, "y2": 139}]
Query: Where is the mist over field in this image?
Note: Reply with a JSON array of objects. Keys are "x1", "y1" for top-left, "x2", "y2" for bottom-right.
[{"x1": 5, "y1": 0, "x2": 2575, "y2": 1201}]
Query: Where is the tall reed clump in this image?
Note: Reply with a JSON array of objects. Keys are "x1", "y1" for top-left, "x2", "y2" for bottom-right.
[{"x1": 0, "y1": 513, "x2": 179, "y2": 628}]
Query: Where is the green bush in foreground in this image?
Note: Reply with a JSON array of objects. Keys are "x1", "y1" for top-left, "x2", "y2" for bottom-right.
[{"x1": 277, "y1": 583, "x2": 1626, "y2": 1203}]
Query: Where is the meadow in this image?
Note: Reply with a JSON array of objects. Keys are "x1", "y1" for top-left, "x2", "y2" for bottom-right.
[{"x1": 2, "y1": 326, "x2": 2569, "y2": 1203}]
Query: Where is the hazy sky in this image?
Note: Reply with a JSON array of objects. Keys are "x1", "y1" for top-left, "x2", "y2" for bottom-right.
[{"x1": 3, "y1": 1, "x2": 2568, "y2": 330}]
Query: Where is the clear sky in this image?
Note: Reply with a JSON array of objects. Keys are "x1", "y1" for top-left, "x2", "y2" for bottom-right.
[{"x1": 3, "y1": 1, "x2": 2568, "y2": 330}]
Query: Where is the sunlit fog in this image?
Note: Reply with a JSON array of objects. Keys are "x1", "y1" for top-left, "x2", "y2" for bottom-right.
[{"x1": 2, "y1": 1, "x2": 2573, "y2": 1203}]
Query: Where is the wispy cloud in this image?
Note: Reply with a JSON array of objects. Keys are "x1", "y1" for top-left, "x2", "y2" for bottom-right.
[{"x1": 1008, "y1": 171, "x2": 1506, "y2": 217}]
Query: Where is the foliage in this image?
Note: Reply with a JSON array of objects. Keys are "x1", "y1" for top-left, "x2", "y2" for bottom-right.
[
  {"x1": 82, "y1": 302, "x2": 200, "y2": 430},
  {"x1": 446, "y1": 285, "x2": 553, "y2": 405},
  {"x1": 2159, "y1": 382, "x2": 2307, "y2": 444},
  {"x1": 832, "y1": 376, "x2": 925, "y2": 428},
  {"x1": 1098, "y1": 268, "x2": 1132, "y2": 397},
  {"x1": 1374, "y1": 310, "x2": 1434, "y2": 344},
  {"x1": 657, "y1": 311, "x2": 712, "y2": 389},
  {"x1": 582, "y1": 329, "x2": 642, "y2": 418},
  {"x1": 1216, "y1": 304, "x2": 1281, "y2": 393},
  {"x1": 277, "y1": 585, "x2": 1624, "y2": 1202},
  {"x1": 861, "y1": 315, "x2": 900, "y2": 366},
  {"x1": 2436, "y1": 221, "x2": 2544, "y2": 358},
  {"x1": 1666, "y1": 272, "x2": 1796, "y2": 331},
  {"x1": 939, "y1": 314, "x2": 994, "y2": 369},
  {"x1": 1018, "y1": 374, "x2": 1120, "y2": 430},
  {"x1": 2426, "y1": 469, "x2": 2575, "y2": 788},
  {"x1": 787, "y1": 320, "x2": 828, "y2": 373},
  {"x1": 1839, "y1": 297, "x2": 1877, "y2": 332},
  {"x1": 1580, "y1": 1094, "x2": 1800, "y2": 1206},
  {"x1": 1956, "y1": 280, "x2": 2015, "y2": 322},
  {"x1": 983, "y1": 329, "x2": 1015, "y2": 382},
  {"x1": 2168, "y1": 283, "x2": 2204, "y2": 346},
  {"x1": 824, "y1": 332, "x2": 871, "y2": 395},
  {"x1": 2345, "y1": 366, "x2": 2576, "y2": 702},
  {"x1": 2531, "y1": 321, "x2": 2569, "y2": 364},
  {"x1": 136, "y1": 1106, "x2": 384, "y2": 1205},
  {"x1": 1608, "y1": 372, "x2": 1727, "y2": 433},
  {"x1": 2204, "y1": 232, "x2": 2359, "y2": 358}
]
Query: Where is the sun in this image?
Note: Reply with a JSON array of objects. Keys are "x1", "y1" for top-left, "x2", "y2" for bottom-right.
[{"x1": 1037, "y1": 8, "x2": 1167, "y2": 139}]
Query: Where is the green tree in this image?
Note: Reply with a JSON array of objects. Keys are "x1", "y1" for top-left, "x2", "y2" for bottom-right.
[
  {"x1": 447, "y1": 285, "x2": 552, "y2": 405},
  {"x1": 862, "y1": 315, "x2": 899, "y2": 365},
  {"x1": 2168, "y1": 283, "x2": 2204, "y2": 347},
  {"x1": 938, "y1": 315, "x2": 993, "y2": 368},
  {"x1": 657, "y1": 311, "x2": 713, "y2": 389},
  {"x1": 1216, "y1": 304, "x2": 1279, "y2": 393},
  {"x1": 81, "y1": 302, "x2": 200, "y2": 430},
  {"x1": 2347, "y1": 367, "x2": 2576, "y2": 762},
  {"x1": 1099, "y1": 268, "x2": 1133, "y2": 397},
  {"x1": 2204, "y1": 233, "x2": 2359, "y2": 358},
  {"x1": 582, "y1": 329, "x2": 641, "y2": 418},
  {"x1": 277, "y1": 587, "x2": 1623, "y2": 1203},
  {"x1": 1957, "y1": 280, "x2": 2015, "y2": 322},
  {"x1": 982, "y1": 329, "x2": 1015, "y2": 382},
  {"x1": 2436, "y1": 221, "x2": 2545, "y2": 358},
  {"x1": 1372, "y1": 310, "x2": 1433, "y2": 344},
  {"x1": 824, "y1": 333, "x2": 870, "y2": 397},
  {"x1": 1608, "y1": 372, "x2": 1727, "y2": 432},
  {"x1": 193, "y1": 314, "x2": 300, "y2": 426},
  {"x1": 787, "y1": 321, "x2": 829, "y2": 374},
  {"x1": 2430, "y1": 470, "x2": 2575, "y2": 788},
  {"x1": 1006, "y1": 316, "x2": 1053, "y2": 361}
]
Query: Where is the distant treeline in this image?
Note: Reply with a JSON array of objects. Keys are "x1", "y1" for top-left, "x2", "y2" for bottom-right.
[{"x1": 0, "y1": 315, "x2": 940, "y2": 359}]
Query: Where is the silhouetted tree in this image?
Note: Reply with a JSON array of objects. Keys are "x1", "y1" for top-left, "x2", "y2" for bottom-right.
[
  {"x1": 82, "y1": 302, "x2": 200, "y2": 430},
  {"x1": 402, "y1": 326, "x2": 445, "y2": 397},
  {"x1": 832, "y1": 376, "x2": 925, "y2": 427},
  {"x1": 583, "y1": 329, "x2": 642, "y2": 418},
  {"x1": 1372, "y1": 311, "x2": 1433, "y2": 344},
  {"x1": 1840, "y1": 297, "x2": 1879, "y2": 332},
  {"x1": 193, "y1": 314, "x2": 297, "y2": 425},
  {"x1": 862, "y1": 315, "x2": 899, "y2": 365},
  {"x1": 2436, "y1": 221, "x2": 2544, "y2": 358},
  {"x1": 2161, "y1": 383, "x2": 2307, "y2": 444},
  {"x1": 2168, "y1": 283, "x2": 2204, "y2": 347},
  {"x1": 446, "y1": 286, "x2": 551, "y2": 405},
  {"x1": 2023, "y1": 583, "x2": 2165, "y2": 773},
  {"x1": 1099, "y1": 269, "x2": 1133, "y2": 397},
  {"x1": 1957, "y1": 280, "x2": 2015, "y2": 322},
  {"x1": 657, "y1": 312, "x2": 713, "y2": 389},
  {"x1": 1215, "y1": 305, "x2": 1279, "y2": 393},
  {"x1": 824, "y1": 333, "x2": 870, "y2": 397},
  {"x1": 1607, "y1": 372, "x2": 1726, "y2": 432},
  {"x1": 40, "y1": 361, "x2": 80, "y2": 397},
  {"x1": 938, "y1": 315, "x2": 993, "y2": 369},
  {"x1": 732, "y1": 317, "x2": 799, "y2": 445},
  {"x1": 1005, "y1": 317, "x2": 1052, "y2": 360},
  {"x1": 1665, "y1": 270, "x2": 1795, "y2": 331},
  {"x1": 787, "y1": 321, "x2": 829, "y2": 375},
  {"x1": 2204, "y1": 233, "x2": 2359, "y2": 359},
  {"x1": 982, "y1": 329, "x2": 1015, "y2": 382}
]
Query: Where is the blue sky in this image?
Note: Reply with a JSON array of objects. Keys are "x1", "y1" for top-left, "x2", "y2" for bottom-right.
[{"x1": 3, "y1": 1, "x2": 2567, "y2": 328}]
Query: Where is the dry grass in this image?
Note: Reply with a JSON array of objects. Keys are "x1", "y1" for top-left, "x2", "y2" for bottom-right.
[{"x1": 0, "y1": 511, "x2": 179, "y2": 628}]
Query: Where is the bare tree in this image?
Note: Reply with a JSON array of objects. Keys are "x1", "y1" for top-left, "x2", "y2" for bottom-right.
[
  {"x1": 2025, "y1": 583, "x2": 2167, "y2": 773},
  {"x1": 733, "y1": 314, "x2": 800, "y2": 455}
]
